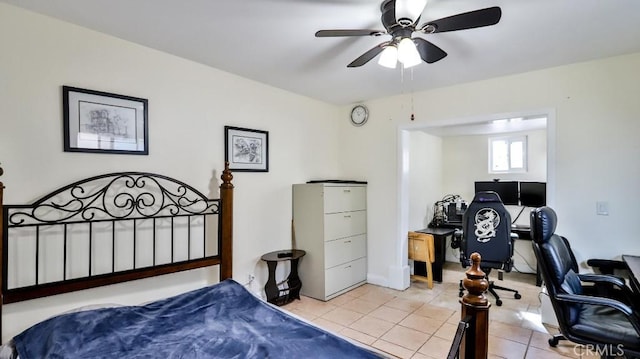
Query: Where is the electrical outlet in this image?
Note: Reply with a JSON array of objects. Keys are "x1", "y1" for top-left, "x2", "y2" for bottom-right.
[{"x1": 596, "y1": 201, "x2": 609, "y2": 216}]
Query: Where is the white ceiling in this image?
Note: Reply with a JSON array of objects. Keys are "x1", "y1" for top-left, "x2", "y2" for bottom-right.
[
  {"x1": 424, "y1": 116, "x2": 547, "y2": 137},
  {"x1": 3, "y1": 0, "x2": 640, "y2": 105}
]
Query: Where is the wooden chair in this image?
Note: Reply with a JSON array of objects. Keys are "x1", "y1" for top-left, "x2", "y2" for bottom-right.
[{"x1": 408, "y1": 231, "x2": 435, "y2": 289}]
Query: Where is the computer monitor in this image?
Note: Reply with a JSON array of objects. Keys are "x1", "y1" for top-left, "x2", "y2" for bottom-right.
[
  {"x1": 519, "y1": 181, "x2": 546, "y2": 207},
  {"x1": 474, "y1": 181, "x2": 519, "y2": 205}
]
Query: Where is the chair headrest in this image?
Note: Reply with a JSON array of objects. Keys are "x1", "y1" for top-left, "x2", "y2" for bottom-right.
[
  {"x1": 471, "y1": 191, "x2": 503, "y2": 203},
  {"x1": 530, "y1": 206, "x2": 557, "y2": 244}
]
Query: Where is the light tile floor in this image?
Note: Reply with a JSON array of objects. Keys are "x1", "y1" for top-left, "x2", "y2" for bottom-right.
[{"x1": 281, "y1": 263, "x2": 598, "y2": 359}]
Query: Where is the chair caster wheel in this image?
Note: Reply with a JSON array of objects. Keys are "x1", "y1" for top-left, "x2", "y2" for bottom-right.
[
  {"x1": 514, "y1": 293, "x2": 522, "y2": 299},
  {"x1": 458, "y1": 292, "x2": 464, "y2": 298},
  {"x1": 549, "y1": 337, "x2": 559, "y2": 347},
  {"x1": 496, "y1": 299, "x2": 503, "y2": 306}
]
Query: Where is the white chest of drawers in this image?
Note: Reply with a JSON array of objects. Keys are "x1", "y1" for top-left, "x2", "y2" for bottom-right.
[{"x1": 292, "y1": 183, "x2": 367, "y2": 301}]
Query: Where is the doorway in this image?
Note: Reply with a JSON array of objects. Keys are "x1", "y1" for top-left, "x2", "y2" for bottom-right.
[{"x1": 393, "y1": 109, "x2": 556, "y2": 290}]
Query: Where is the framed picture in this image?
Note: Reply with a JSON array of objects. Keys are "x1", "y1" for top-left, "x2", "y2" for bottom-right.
[
  {"x1": 63, "y1": 86, "x2": 148, "y2": 155},
  {"x1": 224, "y1": 126, "x2": 269, "y2": 172}
]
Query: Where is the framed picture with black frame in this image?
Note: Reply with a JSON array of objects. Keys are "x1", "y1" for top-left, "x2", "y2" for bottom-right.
[
  {"x1": 224, "y1": 126, "x2": 269, "y2": 172},
  {"x1": 63, "y1": 86, "x2": 149, "y2": 155}
]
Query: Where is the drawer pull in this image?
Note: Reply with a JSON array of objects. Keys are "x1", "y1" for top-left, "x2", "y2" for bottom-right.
[
  {"x1": 344, "y1": 215, "x2": 351, "y2": 218},
  {"x1": 345, "y1": 265, "x2": 352, "y2": 269},
  {"x1": 344, "y1": 240, "x2": 352, "y2": 243},
  {"x1": 343, "y1": 189, "x2": 351, "y2": 193}
]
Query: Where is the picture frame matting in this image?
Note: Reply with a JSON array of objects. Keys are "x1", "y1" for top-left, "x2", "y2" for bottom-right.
[
  {"x1": 63, "y1": 86, "x2": 149, "y2": 155},
  {"x1": 224, "y1": 126, "x2": 269, "y2": 172}
]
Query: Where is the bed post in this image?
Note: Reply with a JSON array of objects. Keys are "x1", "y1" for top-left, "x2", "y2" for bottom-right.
[
  {"x1": 220, "y1": 162, "x2": 234, "y2": 280},
  {"x1": 0, "y1": 164, "x2": 4, "y2": 340}
]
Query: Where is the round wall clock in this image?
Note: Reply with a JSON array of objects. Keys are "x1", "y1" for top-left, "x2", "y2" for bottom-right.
[{"x1": 350, "y1": 105, "x2": 369, "y2": 126}]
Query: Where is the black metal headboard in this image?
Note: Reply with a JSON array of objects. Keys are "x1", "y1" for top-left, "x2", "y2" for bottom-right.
[{"x1": 0, "y1": 164, "x2": 234, "y2": 339}]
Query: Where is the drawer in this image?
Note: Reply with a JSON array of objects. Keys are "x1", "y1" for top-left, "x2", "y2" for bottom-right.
[
  {"x1": 324, "y1": 234, "x2": 366, "y2": 269},
  {"x1": 323, "y1": 186, "x2": 366, "y2": 214},
  {"x1": 324, "y1": 210, "x2": 366, "y2": 240},
  {"x1": 325, "y1": 257, "x2": 367, "y2": 297}
]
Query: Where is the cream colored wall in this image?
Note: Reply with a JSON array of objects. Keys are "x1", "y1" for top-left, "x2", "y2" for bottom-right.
[
  {"x1": 340, "y1": 52, "x2": 640, "y2": 289},
  {"x1": 408, "y1": 131, "x2": 443, "y2": 230},
  {"x1": 441, "y1": 129, "x2": 547, "y2": 202},
  {"x1": 0, "y1": 3, "x2": 340, "y2": 341},
  {"x1": 3, "y1": 0, "x2": 640, "y2": 342}
]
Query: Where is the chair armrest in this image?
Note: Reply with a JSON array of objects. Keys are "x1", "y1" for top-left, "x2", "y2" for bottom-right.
[
  {"x1": 586, "y1": 259, "x2": 627, "y2": 274},
  {"x1": 556, "y1": 293, "x2": 636, "y2": 319},
  {"x1": 578, "y1": 273, "x2": 627, "y2": 288},
  {"x1": 578, "y1": 273, "x2": 638, "y2": 305},
  {"x1": 556, "y1": 293, "x2": 640, "y2": 334}
]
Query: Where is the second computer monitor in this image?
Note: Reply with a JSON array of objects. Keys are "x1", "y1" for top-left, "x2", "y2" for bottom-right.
[{"x1": 519, "y1": 181, "x2": 546, "y2": 207}]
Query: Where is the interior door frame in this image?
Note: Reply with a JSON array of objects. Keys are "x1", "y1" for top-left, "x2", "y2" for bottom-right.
[{"x1": 392, "y1": 109, "x2": 556, "y2": 290}]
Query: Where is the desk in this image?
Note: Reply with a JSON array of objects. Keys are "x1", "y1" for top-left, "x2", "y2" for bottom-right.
[
  {"x1": 261, "y1": 249, "x2": 306, "y2": 306},
  {"x1": 622, "y1": 255, "x2": 640, "y2": 294},
  {"x1": 417, "y1": 225, "x2": 542, "y2": 286},
  {"x1": 511, "y1": 224, "x2": 542, "y2": 286},
  {"x1": 511, "y1": 225, "x2": 531, "y2": 240},
  {"x1": 415, "y1": 227, "x2": 456, "y2": 282}
]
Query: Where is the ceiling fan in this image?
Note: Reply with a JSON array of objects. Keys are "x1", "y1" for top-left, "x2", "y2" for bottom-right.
[{"x1": 315, "y1": 0, "x2": 501, "y2": 68}]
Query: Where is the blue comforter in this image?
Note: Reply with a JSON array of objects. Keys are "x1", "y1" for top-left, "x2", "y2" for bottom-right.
[{"x1": 14, "y1": 279, "x2": 384, "y2": 358}]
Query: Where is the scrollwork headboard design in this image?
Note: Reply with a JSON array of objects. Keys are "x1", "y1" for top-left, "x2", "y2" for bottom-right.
[
  {"x1": 8, "y1": 172, "x2": 219, "y2": 225},
  {"x1": 0, "y1": 163, "x2": 234, "y2": 339}
]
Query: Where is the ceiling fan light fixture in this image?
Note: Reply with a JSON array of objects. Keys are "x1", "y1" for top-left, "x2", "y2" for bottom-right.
[
  {"x1": 397, "y1": 37, "x2": 421, "y2": 68},
  {"x1": 316, "y1": 4, "x2": 501, "y2": 68},
  {"x1": 378, "y1": 46, "x2": 398, "y2": 68},
  {"x1": 395, "y1": 0, "x2": 428, "y2": 25}
]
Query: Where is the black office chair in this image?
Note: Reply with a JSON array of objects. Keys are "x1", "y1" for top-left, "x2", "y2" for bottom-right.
[
  {"x1": 529, "y1": 208, "x2": 635, "y2": 302},
  {"x1": 531, "y1": 206, "x2": 640, "y2": 357},
  {"x1": 456, "y1": 191, "x2": 521, "y2": 306}
]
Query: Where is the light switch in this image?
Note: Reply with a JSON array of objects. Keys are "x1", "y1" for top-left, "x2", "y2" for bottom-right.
[{"x1": 596, "y1": 201, "x2": 609, "y2": 216}]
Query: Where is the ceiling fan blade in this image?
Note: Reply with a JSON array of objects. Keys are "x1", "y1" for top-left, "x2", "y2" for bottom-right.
[
  {"x1": 315, "y1": 29, "x2": 385, "y2": 37},
  {"x1": 347, "y1": 43, "x2": 388, "y2": 67},
  {"x1": 380, "y1": 0, "x2": 398, "y2": 31},
  {"x1": 423, "y1": 7, "x2": 501, "y2": 33},
  {"x1": 414, "y1": 38, "x2": 447, "y2": 64}
]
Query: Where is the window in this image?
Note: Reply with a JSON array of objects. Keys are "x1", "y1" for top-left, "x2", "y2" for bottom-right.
[{"x1": 489, "y1": 135, "x2": 527, "y2": 173}]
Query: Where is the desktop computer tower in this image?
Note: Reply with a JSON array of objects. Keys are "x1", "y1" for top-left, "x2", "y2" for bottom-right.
[{"x1": 445, "y1": 202, "x2": 467, "y2": 224}]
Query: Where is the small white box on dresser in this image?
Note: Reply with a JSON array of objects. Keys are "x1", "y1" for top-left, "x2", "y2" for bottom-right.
[{"x1": 292, "y1": 182, "x2": 367, "y2": 301}]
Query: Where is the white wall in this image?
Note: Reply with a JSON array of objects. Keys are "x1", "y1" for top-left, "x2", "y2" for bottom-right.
[
  {"x1": 0, "y1": 3, "x2": 340, "y2": 341},
  {"x1": 408, "y1": 131, "x2": 443, "y2": 230},
  {"x1": 441, "y1": 129, "x2": 547, "y2": 201},
  {"x1": 340, "y1": 52, "x2": 640, "y2": 290},
  {"x1": 3, "y1": 0, "x2": 640, "y2": 343}
]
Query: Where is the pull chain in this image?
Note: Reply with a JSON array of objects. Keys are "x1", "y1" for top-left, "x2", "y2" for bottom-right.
[
  {"x1": 410, "y1": 68, "x2": 415, "y2": 121},
  {"x1": 400, "y1": 65, "x2": 416, "y2": 121}
]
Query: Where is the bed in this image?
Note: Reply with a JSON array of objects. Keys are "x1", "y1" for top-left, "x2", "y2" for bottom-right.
[{"x1": 0, "y1": 163, "x2": 384, "y2": 358}]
